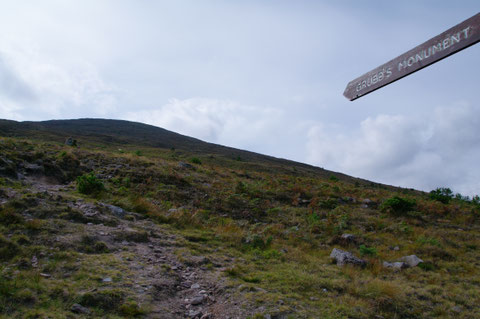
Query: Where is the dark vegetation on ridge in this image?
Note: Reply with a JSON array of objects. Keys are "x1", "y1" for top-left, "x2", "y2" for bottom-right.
[
  {"x1": 0, "y1": 119, "x2": 392, "y2": 187},
  {"x1": 0, "y1": 118, "x2": 479, "y2": 318}
]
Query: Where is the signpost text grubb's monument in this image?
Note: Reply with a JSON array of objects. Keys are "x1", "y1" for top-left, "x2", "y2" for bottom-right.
[{"x1": 344, "y1": 13, "x2": 480, "y2": 101}]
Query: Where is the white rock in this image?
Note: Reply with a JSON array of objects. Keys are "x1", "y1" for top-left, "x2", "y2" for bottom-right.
[{"x1": 400, "y1": 255, "x2": 423, "y2": 267}]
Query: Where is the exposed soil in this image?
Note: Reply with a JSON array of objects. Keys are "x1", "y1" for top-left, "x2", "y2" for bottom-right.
[{"x1": 20, "y1": 176, "x2": 255, "y2": 319}]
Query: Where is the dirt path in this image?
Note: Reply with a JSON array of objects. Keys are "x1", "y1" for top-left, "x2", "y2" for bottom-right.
[{"x1": 23, "y1": 177, "x2": 251, "y2": 319}]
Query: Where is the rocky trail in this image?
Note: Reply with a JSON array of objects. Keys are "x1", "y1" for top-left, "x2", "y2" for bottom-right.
[{"x1": 8, "y1": 176, "x2": 254, "y2": 318}]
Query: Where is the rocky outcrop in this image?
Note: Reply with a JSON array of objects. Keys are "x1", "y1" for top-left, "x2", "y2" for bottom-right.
[
  {"x1": 330, "y1": 248, "x2": 366, "y2": 267},
  {"x1": 383, "y1": 255, "x2": 424, "y2": 270}
]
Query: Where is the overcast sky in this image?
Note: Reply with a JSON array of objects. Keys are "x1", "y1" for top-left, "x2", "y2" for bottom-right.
[{"x1": 1, "y1": 1, "x2": 479, "y2": 196}]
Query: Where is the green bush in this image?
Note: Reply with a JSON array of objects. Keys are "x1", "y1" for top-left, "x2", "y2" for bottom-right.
[
  {"x1": 78, "y1": 289, "x2": 125, "y2": 310},
  {"x1": 306, "y1": 212, "x2": 321, "y2": 225},
  {"x1": 329, "y1": 175, "x2": 339, "y2": 182},
  {"x1": 359, "y1": 244, "x2": 377, "y2": 256},
  {"x1": 416, "y1": 236, "x2": 441, "y2": 247},
  {"x1": 380, "y1": 196, "x2": 416, "y2": 216},
  {"x1": 119, "y1": 301, "x2": 145, "y2": 316},
  {"x1": 418, "y1": 262, "x2": 435, "y2": 271},
  {"x1": 190, "y1": 157, "x2": 202, "y2": 165},
  {"x1": 76, "y1": 173, "x2": 104, "y2": 195},
  {"x1": 429, "y1": 187, "x2": 453, "y2": 204}
]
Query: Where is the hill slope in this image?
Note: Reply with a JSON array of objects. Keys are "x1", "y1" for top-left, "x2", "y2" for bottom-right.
[
  {"x1": 0, "y1": 118, "x2": 339, "y2": 178},
  {"x1": 0, "y1": 119, "x2": 479, "y2": 318}
]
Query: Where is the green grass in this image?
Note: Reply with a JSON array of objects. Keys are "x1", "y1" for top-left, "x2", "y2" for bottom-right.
[{"x1": 0, "y1": 133, "x2": 480, "y2": 318}]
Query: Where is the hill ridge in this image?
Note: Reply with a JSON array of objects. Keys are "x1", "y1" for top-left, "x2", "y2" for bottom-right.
[{"x1": 0, "y1": 118, "x2": 384, "y2": 187}]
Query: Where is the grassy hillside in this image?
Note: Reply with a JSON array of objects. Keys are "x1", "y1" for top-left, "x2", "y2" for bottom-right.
[
  {"x1": 0, "y1": 119, "x2": 354, "y2": 181},
  {"x1": 0, "y1": 120, "x2": 479, "y2": 318}
]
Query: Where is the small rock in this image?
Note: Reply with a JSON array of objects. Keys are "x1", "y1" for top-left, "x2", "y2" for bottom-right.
[
  {"x1": 362, "y1": 198, "x2": 375, "y2": 206},
  {"x1": 190, "y1": 295, "x2": 205, "y2": 305},
  {"x1": 341, "y1": 233, "x2": 356, "y2": 241},
  {"x1": 451, "y1": 305, "x2": 462, "y2": 313},
  {"x1": 383, "y1": 261, "x2": 407, "y2": 270},
  {"x1": 330, "y1": 248, "x2": 366, "y2": 267},
  {"x1": 400, "y1": 255, "x2": 423, "y2": 267},
  {"x1": 40, "y1": 273, "x2": 51, "y2": 278},
  {"x1": 65, "y1": 137, "x2": 77, "y2": 146},
  {"x1": 188, "y1": 309, "x2": 202, "y2": 318},
  {"x1": 185, "y1": 256, "x2": 209, "y2": 266},
  {"x1": 31, "y1": 256, "x2": 38, "y2": 268},
  {"x1": 191, "y1": 283, "x2": 200, "y2": 289},
  {"x1": 178, "y1": 162, "x2": 193, "y2": 169},
  {"x1": 199, "y1": 290, "x2": 207, "y2": 294},
  {"x1": 310, "y1": 296, "x2": 319, "y2": 301},
  {"x1": 393, "y1": 246, "x2": 400, "y2": 251},
  {"x1": 24, "y1": 163, "x2": 44, "y2": 174},
  {"x1": 104, "y1": 204, "x2": 126, "y2": 218},
  {"x1": 71, "y1": 303, "x2": 91, "y2": 314},
  {"x1": 254, "y1": 287, "x2": 267, "y2": 293},
  {"x1": 102, "y1": 277, "x2": 112, "y2": 282}
]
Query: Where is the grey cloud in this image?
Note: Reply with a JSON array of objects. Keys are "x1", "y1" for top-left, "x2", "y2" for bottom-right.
[
  {"x1": 306, "y1": 102, "x2": 480, "y2": 196},
  {"x1": 0, "y1": 54, "x2": 36, "y2": 102}
]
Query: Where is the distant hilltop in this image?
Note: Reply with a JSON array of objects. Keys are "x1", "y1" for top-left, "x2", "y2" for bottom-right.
[{"x1": 0, "y1": 118, "x2": 362, "y2": 183}]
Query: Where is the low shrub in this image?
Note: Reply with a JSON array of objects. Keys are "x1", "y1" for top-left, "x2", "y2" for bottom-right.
[
  {"x1": 380, "y1": 196, "x2": 416, "y2": 216},
  {"x1": 418, "y1": 262, "x2": 435, "y2": 271},
  {"x1": 190, "y1": 157, "x2": 202, "y2": 165},
  {"x1": 329, "y1": 175, "x2": 339, "y2": 182},
  {"x1": 416, "y1": 236, "x2": 441, "y2": 247},
  {"x1": 429, "y1": 187, "x2": 453, "y2": 204},
  {"x1": 76, "y1": 173, "x2": 104, "y2": 195},
  {"x1": 359, "y1": 244, "x2": 377, "y2": 256},
  {"x1": 119, "y1": 301, "x2": 145, "y2": 316},
  {"x1": 78, "y1": 289, "x2": 125, "y2": 310}
]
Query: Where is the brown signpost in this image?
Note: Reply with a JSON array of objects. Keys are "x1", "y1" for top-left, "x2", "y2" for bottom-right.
[{"x1": 344, "y1": 13, "x2": 480, "y2": 101}]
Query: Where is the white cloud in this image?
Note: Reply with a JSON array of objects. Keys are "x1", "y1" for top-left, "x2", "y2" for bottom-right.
[
  {"x1": 0, "y1": 42, "x2": 117, "y2": 120},
  {"x1": 307, "y1": 102, "x2": 480, "y2": 196},
  {"x1": 125, "y1": 97, "x2": 284, "y2": 153}
]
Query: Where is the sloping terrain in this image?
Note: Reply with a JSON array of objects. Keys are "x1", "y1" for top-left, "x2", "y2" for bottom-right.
[
  {"x1": 1, "y1": 120, "x2": 479, "y2": 318},
  {"x1": 0, "y1": 119, "x2": 353, "y2": 182}
]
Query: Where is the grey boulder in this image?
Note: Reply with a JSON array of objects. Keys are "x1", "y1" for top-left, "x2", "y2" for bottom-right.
[
  {"x1": 383, "y1": 261, "x2": 407, "y2": 269},
  {"x1": 400, "y1": 255, "x2": 423, "y2": 267},
  {"x1": 330, "y1": 248, "x2": 366, "y2": 267}
]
